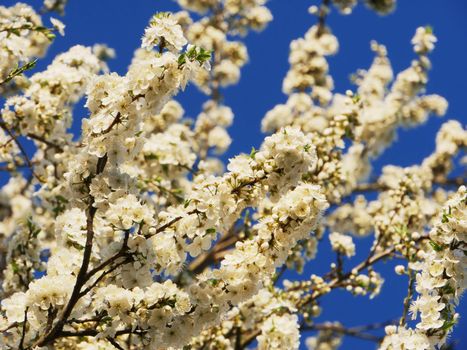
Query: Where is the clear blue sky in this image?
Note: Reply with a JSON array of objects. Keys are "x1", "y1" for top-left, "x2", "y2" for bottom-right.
[{"x1": 2, "y1": 0, "x2": 466, "y2": 349}]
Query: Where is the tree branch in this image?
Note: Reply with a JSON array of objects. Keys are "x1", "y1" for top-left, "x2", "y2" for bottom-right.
[
  {"x1": 0, "y1": 121, "x2": 43, "y2": 183},
  {"x1": 34, "y1": 154, "x2": 108, "y2": 347},
  {"x1": 19, "y1": 307, "x2": 28, "y2": 350},
  {"x1": 301, "y1": 320, "x2": 395, "y2": 343},
  {"x1": 399, "y1": 268, "x2": 415, "y2": 326}
]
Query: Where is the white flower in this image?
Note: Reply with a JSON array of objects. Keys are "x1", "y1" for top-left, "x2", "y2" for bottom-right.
[
  {"x1": 56, "y1": 208, "x2": 87, "y2": 247},
  {"x1": 50, "y1": 17, "x2": 65, "y2": 36},
  {"x1": 329, "y1": 232, "x2": 355, "y2": 257},
  {"x1": 1, "y1": 292, "x2": 27, "y2": 323},
  {"x1": 107, "y1": 194, "x2": 153, "y2": 229},
  {"x1": 257, "y1": 313, "x2": 300, "y2": 350},
  {"x1": 412, "y1": 26, "x2": 437, "y2": 54},
  {"x1": 142, "y1": 14, "x2": 187, "y2": 53}
]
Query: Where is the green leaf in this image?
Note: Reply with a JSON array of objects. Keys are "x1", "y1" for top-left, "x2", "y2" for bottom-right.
[
  {"x1": 1, "y1": 59, "x2": 37, "y2": 85},
  {"x1": 177, "y1": 53, "x2": 186, "y2": 67},
  {"x1": 206, "y1": 228, "x2": 216, "y2": 235},
  {"x1": 153, "y1": 12, "x2": 171, "y2": 20},
  {"x1": 441, "y1": 206, "x2": 452, "y2": 223},
  {"x1": 207, "y1": 278, "x2": 219, "y2": 286},
  {"x1": 101, "y1": 315, "x2": 113, "y2": 325},
  {"x1": 441, "y1": 319, "x2": 456, "y2": 331},
  {"x1": 441, "y1": 284, "x2": 455, "y2": 295},
  {"x1": 394, "y1": 225, "x2": 408, "y2": 236},
  {"x1": 11, "y1": 260, "x2": 20, "y2": 274},
  {"x1": 250, "y1": 147, "x2": 258, "y2": 159},
  {"x1": 429, "y1": 240, "x2": 444, "y2": 252}
]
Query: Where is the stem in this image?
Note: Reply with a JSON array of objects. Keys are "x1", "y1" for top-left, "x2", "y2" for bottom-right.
[
  {"x1": 146, "y1": 209, "x2": 198, "y2": 239},
  {"x1": 301, "y1": 320, "x2": 394, "y2": 343},
  {"x1": 316, "y1": 0, "x2": 331, "y2": 36},
  {"x1": 19, "y1": 307, "x2": 28, "y2": 350},
  {"x1": 234, "y1": 326, "x2": 242, "y2": 350},
  {"x1": 0, "y1": 121, "x2": 43, "y2": 183},
  {"x1": 79, "y1": 256, "x2": 132, "y2": 297},
  {"x1": 399, "y1": 268, "x2": 415, "y2": 326},
  {"x1": 107, "y1": 337, "x2": 125, "y2": 350},
  {"x1": 34, "y1": 155, "x2": 108, "y2": 347},
  {"x1": 26, "y1": 133, "x2": 63, "y2": 151}
]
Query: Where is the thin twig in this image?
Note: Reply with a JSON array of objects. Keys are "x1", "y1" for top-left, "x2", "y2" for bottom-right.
[
  {"x1": 400, "y1": 268, "x2": 415, "y2": 326},
  {"x1": 301, "y1": 320, "x2": 394, "y2": 343},
  {"x1": 0, "y1": 121, "x2": 42, "y2": 182},
  {"x1": 26, "y1": 133, "x2": 63, "y2": 151},
  {"x1": 107, "y1": 337, "x2": 125, "y2": 350},
  {"x1": 79, "y1": 257, "x2": 132, "y2": 297},
  {"x1": 19, "y1": 307, "x2": 28, "y2": 350},
  {"x1": 35, "y1": 155, "x2": 108, "y2": 347}
]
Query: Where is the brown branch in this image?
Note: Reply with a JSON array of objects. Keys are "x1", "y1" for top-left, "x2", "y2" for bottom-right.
[
  {"x1": 399, "y1": 268, "x2": 415, "y2": 326},
  {"x1": 234, "y1": 326, "x2": 242, "y2": 350},
  {"x1": 34, "y1": 154, "x2": 108, "y2": 347},
  {"x1": 26, "y1": 133, "x2": 63, "y2": 151},
  {"x1": 44, "y1": 306, "x2": 58, "y2": 335},
  {"x1": 352, "y1": 175, "x2": 465, "y2": 196},
  {"x1": 67, "y1": 316, "x2": 104, "y2": 325},
  {"x1": 79, "y1": 256, "x2": 132, "y2": 298},
  {"x1": 316, "y1": 0, "x2": 331, "y2": 36},
  {"x1": 354, "y1": 182, "x2": 385, "y2": 193},
  {"x1": 0, "y1": 136, "x2": 15, "y2": 149},
  {"x1": 85, "y1": 230, "x2": 130, "y2": 281},
  {"x1": 273, "y1": 265, "x2": 287, "y2": 285},
  {"x1": 230, "y1": 174, "x2": 267, "y2": 195},
  {"x1": 85, "y1": 251, "x2": 126, "y2": 281},
  {"x1": 0, "y1": 121, "x2": 43, "y2": 183},
  {"x1": 189, "y1": 233, "x2": 239, "y2": 274},
  {"x1": 301, "y1": 320, "x2": 394, "y2": 343},
  {"x1": 147, "y1": 175, "x2": 267, "y2": 242},
  {"x1": 107, "y1": 336, "x2": 125, "y2": 350},
  {"x1": 146, "y1": 209, "x2": 198, "y2": 239},
  {"x1": 57, "y1": 327, "x2": 145, "y2": 338},
  {"x1": 92, "y1": 93, "x2": 144, "y2": 138},
  {"x1": 295, "y1": 235, "x2": 429, "y2": 310},
  {"x1": 19, "y1": 307, "x2": 28, "y2": 350},
  {"x1": 295, "y1": 246, "x2": 396, "y2": 309},
  {"x1": 100, "y1": 112, "x2": 122, "y2": 135},
  {"x1": 0, "y1": 321, "x2": 19, "y2": 333}
]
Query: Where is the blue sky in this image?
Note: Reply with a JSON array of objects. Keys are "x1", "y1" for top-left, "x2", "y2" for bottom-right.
[{"x1": 2, "y1": 0, "x2": 466, "y2": 349}]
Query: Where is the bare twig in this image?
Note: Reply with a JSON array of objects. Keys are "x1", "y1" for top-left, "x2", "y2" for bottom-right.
[
  {"x1": 107, "y1": 336, "x2": 125, "y2": 350},
  {"x1": 26, "y1": 133, "x2": 63, "y2": 151},
  {"x1": 79, "y1": 256, "x2": 132, "y2": 298},
  {"x1": 0, "y1": 121, "x2": 43, "y2": 182},
  {"x1": 301, "y1": 320, "x2": 395, "y2": 343},
  {"x1": 400, "y1": 268, "x2": 415, "y2": 326},
  {"x1": 19, "y1": 307, "x2": 28, "y2": 350}
]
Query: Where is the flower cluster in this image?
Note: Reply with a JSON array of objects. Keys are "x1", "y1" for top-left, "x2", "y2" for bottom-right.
[
  {"x1": 1, "y1": 1, "x2": 466, "y2": 349},
  {"x1": 0, "y1": 4, "x2": 51, "y2": 92},
  {"x1": 330, "y1": 0, "x2": 396, "y2": 14},
  {"x1": 2, "y1": 45, "x2": 101, "y2": 139},
  {"x1": 283, "y1": 25, "x2": 338, "y2": 105},
  {"x1": 305, "y1": 322, "x2": 343, "y2": 350},
  {"x1": 257, "y1": 313, "x2": 300, "y2": 350},
  {"x1": 142, "y1": 13, "x2": 187, "y2": 53},
  {"x1": 329, "y1": 231, "x2": 355, "y2": 257},
  {"x1": 380, "y1": 186, "x2": 466, "y2": 349}
]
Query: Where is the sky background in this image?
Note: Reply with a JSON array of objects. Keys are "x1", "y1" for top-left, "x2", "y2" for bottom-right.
[{"x1": 2, "y1": 0, "x2": 467, "y2": 349}]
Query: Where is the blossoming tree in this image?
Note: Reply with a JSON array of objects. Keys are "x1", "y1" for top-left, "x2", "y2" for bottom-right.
[{"x1": 0, "y1": 0, "x2": 465, "y2": 349}]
